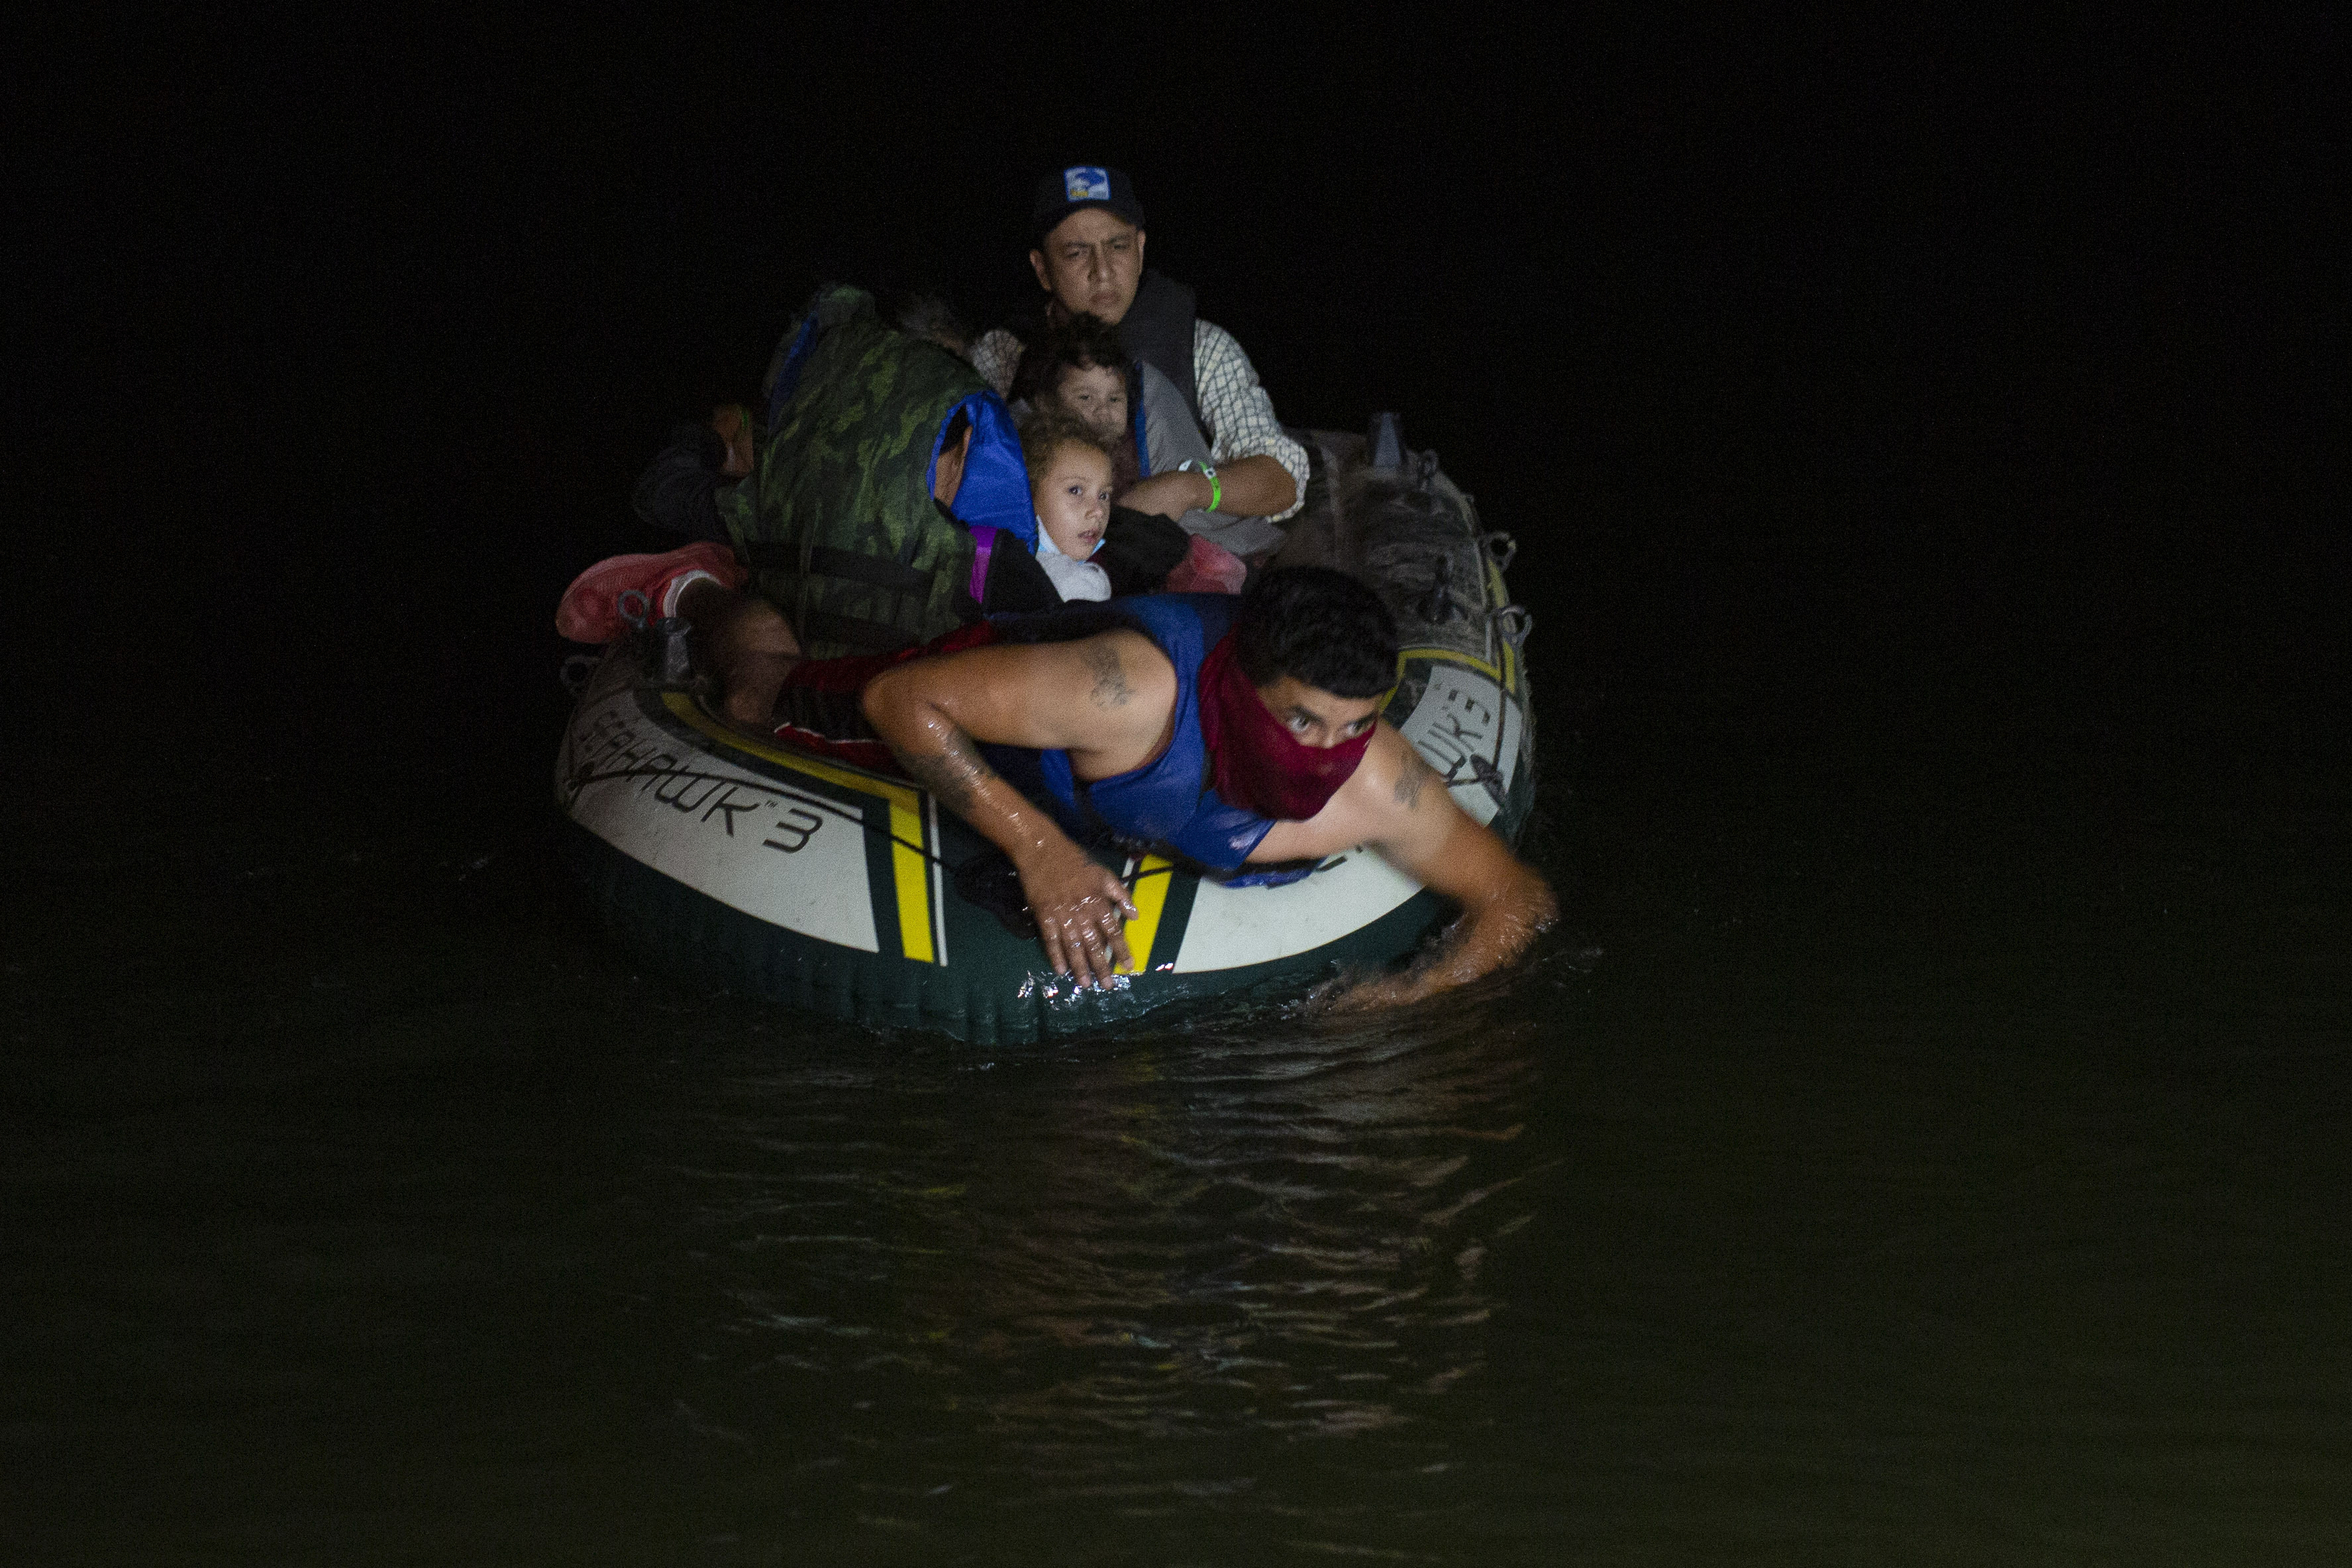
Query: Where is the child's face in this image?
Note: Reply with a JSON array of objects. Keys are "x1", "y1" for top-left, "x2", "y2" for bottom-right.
[
  {"x1": 1034, "y1": 443, "x2": 1114, "y2": 560},
  {"x1": 1053, "y1": 364, "x2": 1129, "y2": 445}
]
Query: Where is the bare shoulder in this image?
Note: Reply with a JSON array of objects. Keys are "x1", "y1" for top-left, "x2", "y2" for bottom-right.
[
  {"x1": 1334, "y1": 723, "x2": 1436, "y2": 816},
  {"x1": 867, "y1": 626, "x2": 1174, "y2": 757},
  {"x1": 935, "y1": 626, "x2": 1173, "y2": 711},
  {"x1": 1062, "y1": 627, "x2": 1177, "y2": 713},
  {"x1": 1046, "y1": 629, "x2": 1178, "y2": 773},
  {"x1": 1248, "y1": 723, "x2": 1441, "y2": 862},
  {"x1": 1253, "y1": 724, "x2": 1544, "y2": 921}
]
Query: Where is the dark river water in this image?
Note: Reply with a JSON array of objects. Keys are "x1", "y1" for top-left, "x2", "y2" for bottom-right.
[{"x1": 8, "y1": 635, "x2": 2347, "y2": 1563}]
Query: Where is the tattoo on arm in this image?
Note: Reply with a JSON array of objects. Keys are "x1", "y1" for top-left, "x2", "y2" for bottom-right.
[
  {"x1": 899, "y1": 731, "x2": 995, "y2": 815},
  {"x1": 1083, "y1": 641, "x2": 1132, "y2": 709},
  {"x1": 1392, "y1": 748, "x2": 1431, "y2": 810}
]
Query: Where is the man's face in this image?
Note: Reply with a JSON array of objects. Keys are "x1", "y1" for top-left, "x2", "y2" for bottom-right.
[
  {"x1": 1029, "y1": 209, "x2": 1145, "y2": 325},
  {"x1": 1255, "y1": 676, "x2": 1383, "y2": 747}
]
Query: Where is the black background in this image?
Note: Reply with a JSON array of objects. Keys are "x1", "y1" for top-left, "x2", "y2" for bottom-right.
[{"x1": 13, "y1": 9, "x2": 2342, "y2": 785}]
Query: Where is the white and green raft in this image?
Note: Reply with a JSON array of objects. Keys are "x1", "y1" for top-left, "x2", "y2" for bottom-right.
[{"x1": 556, "y1": 423, "x2": 1537, "y2": 1044}]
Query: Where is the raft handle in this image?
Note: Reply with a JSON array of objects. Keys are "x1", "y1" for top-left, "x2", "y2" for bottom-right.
[
  {"x1": 616, "y1": 587, "x2": 652, "y2": 631},
  {"x1": 1483, "y1": 531, "x2": 1519, "y2": 575},
  {"x1": 1492, "y1": 603, "x2": 1535, "y2": 652},
  {"x1": 647, "y1": 615, "x2": 694, "y2": 687},
  {"x1": 1413, "y1": 554, "x2": 1464, "y2": 625},
  {"x1": 558, "y1": 653, "x2": 598, "y2": 697}
]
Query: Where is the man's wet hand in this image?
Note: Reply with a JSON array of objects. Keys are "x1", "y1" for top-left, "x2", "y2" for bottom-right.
[{"x1": 1018, "y1": 840, "x2": 1138, "y2": 989}]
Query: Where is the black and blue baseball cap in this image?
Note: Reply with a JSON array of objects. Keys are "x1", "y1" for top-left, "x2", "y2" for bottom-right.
[{"x1": 1029, "y1": 165, "x2": 1147, "y2": 246}]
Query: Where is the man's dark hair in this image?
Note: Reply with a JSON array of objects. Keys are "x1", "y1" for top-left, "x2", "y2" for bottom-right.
[
  {"x1": 1233, "y1": 567, "x2": 1399, "y2": 698},
  {"x1": 1009, "y1": 311, "x2": 1127, "y2": 407}
]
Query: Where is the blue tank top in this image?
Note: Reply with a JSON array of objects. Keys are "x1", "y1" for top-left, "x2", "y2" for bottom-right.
[{"x1": 981, "y1": 594, "x2": 1278, "y2": 871}]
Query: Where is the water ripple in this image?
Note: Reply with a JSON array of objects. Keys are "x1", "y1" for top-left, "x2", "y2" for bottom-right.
[{"x1": 659, "y1": 1003, "x2": 1544, "y2": 1472}]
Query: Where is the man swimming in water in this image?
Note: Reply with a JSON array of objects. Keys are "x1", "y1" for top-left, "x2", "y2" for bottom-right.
[{"x1": 662, "y1": 564, "x2": 1555, "y2": 1008}]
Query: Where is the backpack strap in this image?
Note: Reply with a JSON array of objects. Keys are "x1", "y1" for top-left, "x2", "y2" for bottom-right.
[
  {"x1": 967, "y1": 525, "x2": 1002, "y2": 603},
  {"x1": 1127, "y1": 362, "x2": 1152, "y2": 477}
]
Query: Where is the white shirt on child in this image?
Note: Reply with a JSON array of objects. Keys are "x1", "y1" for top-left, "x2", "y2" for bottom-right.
[{"x1": 1035, "y1": 520, "x2": 1112, "y2": 602}]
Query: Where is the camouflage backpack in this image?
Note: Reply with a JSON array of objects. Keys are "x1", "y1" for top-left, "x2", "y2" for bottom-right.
[{"x1": 718, "y1": 286, "x2": 1033, "y2": 658}]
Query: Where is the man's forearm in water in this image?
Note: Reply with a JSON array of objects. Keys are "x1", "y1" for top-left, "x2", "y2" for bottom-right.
[
  {"x1": 862, "y1": 668, "x2": 1139, "y2": 987},
  {"x1": 873, "y1": 702, "x2": 1036, "y2": 855}
]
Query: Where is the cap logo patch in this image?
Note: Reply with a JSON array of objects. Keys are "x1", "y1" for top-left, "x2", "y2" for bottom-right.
[{"x1": 1063, "y1": 165, "x2": 1112, "y2": 201}]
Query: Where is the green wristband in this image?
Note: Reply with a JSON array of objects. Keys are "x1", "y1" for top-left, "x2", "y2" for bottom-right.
[{"x1": 1180, "y1": 459, "x2": 1221, "y2": 514}]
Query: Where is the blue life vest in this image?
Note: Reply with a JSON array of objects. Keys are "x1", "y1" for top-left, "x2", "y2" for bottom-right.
[{"x1": 982, "y1": 594, "x2": 1279, "y2": 872}]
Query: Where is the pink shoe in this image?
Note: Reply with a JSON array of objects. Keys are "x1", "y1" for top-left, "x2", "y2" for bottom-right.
[
  {"x1": 555, "y1": 542, "x2": 746, "y2": 643},
  {"x1": 1163, "y1": 535, "x2": 1247, "y2": 594}
]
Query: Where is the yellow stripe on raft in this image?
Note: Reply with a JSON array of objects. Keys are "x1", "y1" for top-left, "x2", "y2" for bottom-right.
[
  {"x1": 1392, "y1": 648, "x2": 1505, "y2": 681},
  {"x1": 1483, "y1": 558, "x2": 1520, "y2": 693},
  {"x1": 1400, "y1": 644, "x2": 1518, "y2": 693},
  {"x1": 1120, "y1": 855, "x2": 1175, "y2": 974},
  {"x1": 888, "y1": 797, "x2": 933, "y2": 964},
  {"x1": 662, "y1": 692, "x2": 936, "y2": 964}
]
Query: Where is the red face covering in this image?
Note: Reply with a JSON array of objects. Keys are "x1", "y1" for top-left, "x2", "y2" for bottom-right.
[{"x1": 1195, "y1": 635, "x2": 1376, "y2": 821}]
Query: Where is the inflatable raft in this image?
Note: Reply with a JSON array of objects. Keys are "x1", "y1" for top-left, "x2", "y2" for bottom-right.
[{"x1": 555, "y1": 423, "x2": 1536, "y2": 1044}]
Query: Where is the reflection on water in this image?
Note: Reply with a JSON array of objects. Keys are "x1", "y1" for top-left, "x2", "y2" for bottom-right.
[
  {"x1": 621, "y1": 994, "x2": 1562, "y2": 1563},
  {"x1": 683, "y1": 1004, "x2": 1541, "y2": 1457},
  {"x1": 6, "y1": 687, "x2": 2352, "y2": 1563}
]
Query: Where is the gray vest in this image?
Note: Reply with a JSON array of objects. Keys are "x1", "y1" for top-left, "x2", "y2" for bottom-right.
[
  {"x1": 1137, "y1": 361, "x2": 1285, "y2": 557},
  {"x1": 1117, "y1": 270, "x2": 1204, "y2": 435}
]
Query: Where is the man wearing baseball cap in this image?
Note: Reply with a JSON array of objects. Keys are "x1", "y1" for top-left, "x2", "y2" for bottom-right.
[{"x1": 969, "y1": 165, "x2": 1308, "y2": 557}]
